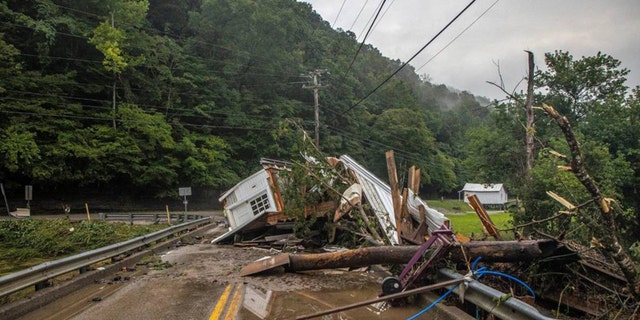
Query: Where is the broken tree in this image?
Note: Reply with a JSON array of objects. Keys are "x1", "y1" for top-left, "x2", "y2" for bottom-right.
[
  {"x1": 240, "y1": 239, "x2": 568, "y2": 276},
  {"x1": 542, "y1": 103, "x2": 639, "y2": 298}
]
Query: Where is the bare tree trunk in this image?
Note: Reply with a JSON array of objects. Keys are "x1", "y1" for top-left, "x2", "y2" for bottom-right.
[
  {"x1": 524, "y1": 51, "x2": 535, "y2": 173},
  {"x1": 542, "y1": 103, "x2": 639, "y2": 298},
  {"x1": 286, "y1": 240, "x2": 563, "y2": 272}
]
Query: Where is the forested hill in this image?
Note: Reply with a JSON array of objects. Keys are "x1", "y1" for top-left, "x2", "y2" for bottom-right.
[
  {"x1": 0, "y1": 0, "x2": 487, "y2": 201},
  {"x1": 2, "y1": 0, "x2": 639, "y2": 240}
]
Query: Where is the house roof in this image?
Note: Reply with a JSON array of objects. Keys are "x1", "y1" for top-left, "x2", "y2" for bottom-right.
[
  {"x1": 462, "y1": 183, "x2": 504, "y2": 192},
  {"x1": 218, "y1": 169, "x2": 268, "y2": 202}
]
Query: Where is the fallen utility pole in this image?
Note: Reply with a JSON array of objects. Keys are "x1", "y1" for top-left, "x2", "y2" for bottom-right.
[{"x1": 241, "y1": 240, "x2": 566, "y2": 276}]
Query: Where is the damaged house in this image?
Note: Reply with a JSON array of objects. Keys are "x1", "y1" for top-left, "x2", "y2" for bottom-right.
[{"x1": 212, "y1": 155, "x2": 447, "y2": 246}]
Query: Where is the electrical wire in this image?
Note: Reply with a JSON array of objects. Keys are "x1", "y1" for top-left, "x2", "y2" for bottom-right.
[
  {"x1": 345, "y1": 0, "x2": 387, "y2": 75},
  {"x1": 356, "y1": 0, "x2": 384, "y2": 42},
  {"x1": 416, "y1": 0, "x2": 500, "y2": 72},
  {"x1": 325, "y1": 125, "x2": 454, "y2": 171},
  {"x1": 332, "y1": 0, "x2": 348, "y2": 28},
  {"x1": 0, "y1": 109, "x2": 277, "y2": 132},
  {"x1": 342, "y1": 0, "x2": 477, "y2": 114},
  {"x1": 370, "y1": 0, "x2": 396, "y2": 32},
  {"x1": 2, "y1": 10, "x2": 309, "y2": 80},
  {"x1": 349, "y1": 0, "x2": 369, "y2": 31}
]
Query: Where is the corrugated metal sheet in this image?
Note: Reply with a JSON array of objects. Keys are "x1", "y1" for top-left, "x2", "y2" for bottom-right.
[{"x1": 339, "y1": 155, "x2": 447, "y2": 245}]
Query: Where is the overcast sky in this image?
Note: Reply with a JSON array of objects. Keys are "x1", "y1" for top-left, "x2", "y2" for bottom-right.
[{"x1": 301, "y1": 0, "x2": 640, "y2": 100}]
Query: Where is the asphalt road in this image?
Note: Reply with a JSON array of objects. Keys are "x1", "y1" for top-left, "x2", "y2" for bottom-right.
[{"x1": 11, "y1": 215, "x2": 468, "y2": 320}]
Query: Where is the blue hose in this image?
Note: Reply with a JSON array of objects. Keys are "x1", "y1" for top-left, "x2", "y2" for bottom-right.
[
  {"x1": 406, "y1": 257, "x2": 534, "y2": 319},
  {"x1": 406, "y1": 284, "x2": 459, "y2": 320}
]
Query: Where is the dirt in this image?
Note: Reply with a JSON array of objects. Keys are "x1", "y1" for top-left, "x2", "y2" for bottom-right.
[{"x1": 33, "y1": 221, "x2": 434, "y2": 320}]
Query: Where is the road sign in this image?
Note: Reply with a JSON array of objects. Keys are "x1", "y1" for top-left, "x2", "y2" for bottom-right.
[{"x1": 179, "y1": 187, "x2": 192, "y2": 196}]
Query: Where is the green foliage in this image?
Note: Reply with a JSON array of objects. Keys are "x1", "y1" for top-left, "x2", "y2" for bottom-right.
[
  {"x1": 0, "y1": 126, "x2": 40, "y2": 173},
  {"x1": 90, "y1": 22, "x2": 128, "y2": 73},
  {"x1": 537, "y1": 50, "x2": 629, "y2": 122},
  {"x1": 0, "y1": 0, "x2": 638, "y2": 246},
  {"x1": 277, "y1": 133, "x2": 346, "y2": 237},
  {"x1": 0, "y1": 219, "x2": 163, "y2": 275}
]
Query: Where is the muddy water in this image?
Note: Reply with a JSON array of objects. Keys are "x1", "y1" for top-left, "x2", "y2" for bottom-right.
[{"x1": 239, "y1": 282, "x2": 430, "y2": 320}]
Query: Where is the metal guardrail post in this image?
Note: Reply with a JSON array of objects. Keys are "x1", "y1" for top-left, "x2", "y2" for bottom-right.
[{"x1": 0, "y1": 217, "x2": 211, "y2": 298}]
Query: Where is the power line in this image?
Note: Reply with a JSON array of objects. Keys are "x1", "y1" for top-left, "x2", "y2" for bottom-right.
[
  {"x1": 349, "y1": 0, "x2": 370, "y2": 31},
  {"x1": 332, "y1": 0, "x2": 348, "y2": 28},
  {"x1": 326, "y1": 125, "x2": 451, "y2": 170},
  {"x1": 0, "y1": 94, "x2": 304, "y2": 123},
  {"x1": 416, "y1": 0, "x2": 499, "y2": 72},
  {"x1": 356, "y1": 0, "x2": 385, "y2": 42},
  {"x1": 345, "y1": 0, "x2": 387, "y2": 75},
  {"x1": 2, "y1": 10, "x2": 308, "y2": 80},
  {"x1": 342, "y1": 0, "x2": 477, "y2": 114},
  {"x1": 370, "y1": 0, "x2": 396, "y2": 32},
  {"x1": 0, "y1": 109, "x2": 278, "y2": 132}
]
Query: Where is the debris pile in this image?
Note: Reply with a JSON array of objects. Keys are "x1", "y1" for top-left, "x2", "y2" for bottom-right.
[
  {"x1": 212, "y1": 152, "x2": 447, "y2": 248},
  {"x1": 212, "y1": 150, "x2": 637, "y2": 319}
]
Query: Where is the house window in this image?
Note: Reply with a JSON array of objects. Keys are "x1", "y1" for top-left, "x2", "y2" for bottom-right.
[{"x1": 250, "y1": 193, "x2": 270, "y2": 216}]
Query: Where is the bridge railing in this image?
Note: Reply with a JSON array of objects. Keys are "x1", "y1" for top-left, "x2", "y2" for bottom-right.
[
  {"x1": 98, "y1": 212, "x2": 204, "y2": 224},
  {"x1": 0, "y1": 217, "x2": 211, "y2": 298}
]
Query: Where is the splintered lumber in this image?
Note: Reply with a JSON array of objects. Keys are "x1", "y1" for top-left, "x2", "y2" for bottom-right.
[
  {"x1": 385, "y1": 150, "x2": 404, "y2": 243},
  {"x1": 466, "y1": 194, "x2": 502, "y2": 240},
  {"x1": 240, "y1": 240, "x2": 564, "y2": 276}
]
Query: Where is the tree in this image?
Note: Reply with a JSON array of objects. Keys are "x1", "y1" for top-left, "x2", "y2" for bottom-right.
[
  {"x1": 366, "y1": 108, "x2": 457, "y2": 193},
  {"x1": 537, "y1": 50, "x2": 629, "y2": 122}
]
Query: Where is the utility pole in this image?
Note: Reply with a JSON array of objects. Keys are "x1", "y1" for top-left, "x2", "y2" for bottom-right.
[{"x1": 303, "y1": 69, "x2": 326, "y2": 148}]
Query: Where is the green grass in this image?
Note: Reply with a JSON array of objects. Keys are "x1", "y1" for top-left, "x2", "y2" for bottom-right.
[
  {"x1": 426, "y1": 199, "x2": 470, "y2": 213},
  {"x1": 426, "y1": 199, "x2": 513, "y2": 239},
  {"x1": 446, "y1": 212, "x2": 513, "y2": 239},
  {"x1": 0, "y1": 219, "x2": 166, "y2": 276}
]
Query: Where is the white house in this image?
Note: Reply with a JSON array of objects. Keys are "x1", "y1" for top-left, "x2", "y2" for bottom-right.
[
  {"x1": 212, "y1": 168, "x2": 283, "y2": 244},
  {"x1": 460, "y1": 183, "x2": 508, "y2": 206}
]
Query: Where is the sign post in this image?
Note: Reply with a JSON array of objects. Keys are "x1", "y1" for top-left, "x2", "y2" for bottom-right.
[
  {"x1": 25, "y1": 185, "x2": 33, "y2": 209},
  {"x1": 178, "y1": 187, "x2": 192, "y2": 221}
]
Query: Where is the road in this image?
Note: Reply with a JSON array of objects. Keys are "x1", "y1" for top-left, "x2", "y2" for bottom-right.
[{"x1": 13, "y1": 218, "x2": 461, "y2": 320}]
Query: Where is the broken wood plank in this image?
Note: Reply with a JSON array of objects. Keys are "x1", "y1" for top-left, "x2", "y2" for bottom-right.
[
  {"x1": 240, "y1": 254, "x2": 291, "y2": 276},
  {"x1": 546, "y1": 191, "x2": 576, "y2": 210},
  {"x1": 466, "y1": 194, "x2": 502, "y2": 241},
  {"x1": 386, "y1": 150, "x2": 404, "y2": 244},
  {"x1": 400, "y1": 187, "x2": 415, "y2": 237},
  {"x1": 402, "y1": 220, "x2": 427, "y2": 245},
  {"x1": 264, "y1": 234, "x2": 294, "y2": 242}
]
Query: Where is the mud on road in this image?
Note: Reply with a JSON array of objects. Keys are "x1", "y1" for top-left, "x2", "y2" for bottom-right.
[{"x1": 66, "y1": 223, "x2": 441, "y2": 319}]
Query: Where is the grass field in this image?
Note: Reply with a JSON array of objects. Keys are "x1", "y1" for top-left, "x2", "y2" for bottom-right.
[
  {"x1": 446, "y1": 212, "x2": 513, "y2": 239},
  {"x1": 427, "y1": 199, "x2": 513, "y2": 239}
]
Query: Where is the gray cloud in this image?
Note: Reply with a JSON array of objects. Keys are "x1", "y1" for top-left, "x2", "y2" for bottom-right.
[{"x1": 302, "y1": 0, "x2": 640, "y2": 100}]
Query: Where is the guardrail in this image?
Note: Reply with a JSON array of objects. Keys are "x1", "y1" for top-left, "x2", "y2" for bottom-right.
[
  {"x1": 98, "y1": 212, "x2": 204, "y2": 224},
  {"x1": 0, "y1": 217, "x2": 211, "y2": 298},
  {"x1": 437, "y1": 268, "x2": 556, "y2": 320}
]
